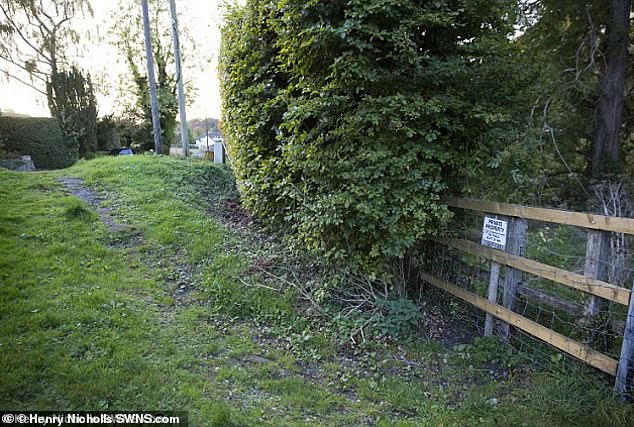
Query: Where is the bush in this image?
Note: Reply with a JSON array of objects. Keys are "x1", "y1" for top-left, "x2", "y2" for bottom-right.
[
  {"x1": 0, "y1": 129, "x2": 5, "y2": 158},
  {"x1": 0, "y1": 116, "x2": 77, "y2": 169},
  {"x1": 374, "y1": 298, "x2": 422, "y2": 339},
  {"x1": 220, "y1": 0, "x2": 521, "y2": 276},
  {"x1": 96, "y1": 115, "x2": 117, "y2": 151}
]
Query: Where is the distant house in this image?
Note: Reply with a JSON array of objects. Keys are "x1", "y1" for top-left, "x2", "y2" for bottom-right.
[{"x1": 195, "y1": 133, "x2": 223, "y2": 151}]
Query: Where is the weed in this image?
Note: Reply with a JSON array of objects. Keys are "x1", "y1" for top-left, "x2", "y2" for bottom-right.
[
  {"x1": 64, "y1": 199, "x2": 96, "y2": 221},
  {"x1": 453, "y1": 336, "x2": 520, "y2": 369},
  {"x1": 208, "y1": 403, "x2": 234, "y2": 427},
  {"x1": 374, "y1": 297, "x2": 422, "y2": 340}
]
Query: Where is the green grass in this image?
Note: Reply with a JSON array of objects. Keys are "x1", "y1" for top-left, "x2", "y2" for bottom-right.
[{"x1": 1, "y1": 155, "x2": 632, "y2": 426}]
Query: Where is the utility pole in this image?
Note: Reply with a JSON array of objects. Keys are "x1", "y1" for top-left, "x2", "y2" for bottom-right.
[
  {"x1": 205, "y1": 116, "x2": 209, "y2": 150},
  {"x1": 169, "y1": 0, "x2": 188, "y2": 158},
  {"x1": 141, "y1": 0, "x2": 162, "y2": 154}
]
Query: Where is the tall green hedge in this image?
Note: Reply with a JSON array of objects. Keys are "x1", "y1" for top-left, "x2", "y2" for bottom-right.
[
  {"x1": 220, "y1": 0, "x2": 523, "y2": 276},
  {"x1": 0, "y1": 125, "x2": 5, "y2": 157},
  {"x1": 0, "y1": 116, "x2": 78, "y2": 169}
]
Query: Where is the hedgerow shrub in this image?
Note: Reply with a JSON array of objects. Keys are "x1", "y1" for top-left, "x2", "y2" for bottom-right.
[
  {"x1": 220, "y1": 0, "x2": 521, "y2": 276},
  {"x1": 0, "y1": 127, "x2": 5, "y2": 158},
  {"x1": 0, "y1": 116, "x2": 77, "y2": 169},
  {"x1": 96, "y1": 115, "x2": 117, "y2": 151}
]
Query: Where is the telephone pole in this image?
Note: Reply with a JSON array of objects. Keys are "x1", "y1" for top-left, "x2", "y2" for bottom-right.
[
  {"x1": 169, "y1": 0, "x2": 188, "y2": 158},
  {"x1": 141, "y1": 0, "x2": 162, "y2": 154}
]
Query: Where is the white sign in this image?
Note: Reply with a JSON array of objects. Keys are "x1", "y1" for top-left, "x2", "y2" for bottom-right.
[{"x1": 482, "y1": 217, "x2": 508, "y2": 249}]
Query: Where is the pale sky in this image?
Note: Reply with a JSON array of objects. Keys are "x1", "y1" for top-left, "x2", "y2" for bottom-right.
[{"x1": 0, "y1": 0, "x2": 226, "y2": 119}]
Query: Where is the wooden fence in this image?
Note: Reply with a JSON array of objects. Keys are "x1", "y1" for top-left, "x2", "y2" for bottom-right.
[{"x1": 421, "y1": 196, "x2": 634, "y2": 395}]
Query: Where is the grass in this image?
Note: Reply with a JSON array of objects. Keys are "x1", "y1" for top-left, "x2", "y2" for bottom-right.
[{"x1": 1, "y1": 155, "x2": 632, "y2": 426}]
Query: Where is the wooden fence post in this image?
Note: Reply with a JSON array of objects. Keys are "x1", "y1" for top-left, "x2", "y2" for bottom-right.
[
  {"x1": 499, "y1": 218, "x2": 528, "y2": 342},
  {"x1": 583, "y1": 230, "x2": 609, "y2": 317},
  {"x1": 484, "y1": 262, "x2": 501, "y2": 336},
  {"x1": 615, "y1": 281, "x2": 634, "y2": 399},
  {"x1": 482, "y1": 214, "x2": 508, "y2": 337}
]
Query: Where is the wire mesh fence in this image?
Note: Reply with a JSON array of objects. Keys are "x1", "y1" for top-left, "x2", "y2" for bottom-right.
[{"x1": 418, "y1": 199, "x2": 634, "y2": 398}]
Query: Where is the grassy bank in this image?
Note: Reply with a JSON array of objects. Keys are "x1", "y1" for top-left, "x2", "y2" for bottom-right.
[{"x1": 0, "y1": 156, "x2": 631, "y2": 426}]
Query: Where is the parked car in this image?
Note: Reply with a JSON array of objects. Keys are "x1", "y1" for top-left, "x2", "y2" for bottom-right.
[{"x1": 109, "y1": 147, "x2": 135, "y2": 156}]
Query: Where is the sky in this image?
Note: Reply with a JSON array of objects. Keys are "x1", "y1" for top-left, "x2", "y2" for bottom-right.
[{"x1": 0, "y1": 0, "x2": 226, "y2": 119}]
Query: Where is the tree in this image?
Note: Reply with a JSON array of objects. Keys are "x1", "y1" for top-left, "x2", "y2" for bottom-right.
[
  {"x1": 112, "y1": 0, "x2": 195, "y2": 154},
  {"x1": 591, "y1": 0, "x2": 630, "y2": 176},
  {"x1": 189, "y1": 118, "x2": 220, "y2": 138},
  {"x1": 174, "y1": 123, "x2": 195, "y2": 147},
  {"x1": 521, "y1": 0, "x2": 632, "y2": 179},
  {"x1": 141, "y1": 0, "x2": 163, "y2": 154},
  {"x1": 0, "y1": 0, "x2": 92, "y2": 98},
  {"x1": 169, "y1": 0, "x2": 188, "y2": 157},
  {"x1": 96, "y1": 114, "x2": 116, "y2": 151},
  {"x1": 47, "y1": 65, "x2": 97, "y2": 157},
  {"x1": 220, "y1": 0, "x2": 523, "y2": 276},
  {"x1": 1, "y1": 1, "x2": 95, "y2": 162}
]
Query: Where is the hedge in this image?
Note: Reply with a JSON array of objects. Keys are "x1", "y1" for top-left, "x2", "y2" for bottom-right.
[
  {"x1": 219, "y1": 0, "x2": 520, "y2": 276},
  {"x1": 0, "y1": 116, "x2": 78, "y2": 169}
]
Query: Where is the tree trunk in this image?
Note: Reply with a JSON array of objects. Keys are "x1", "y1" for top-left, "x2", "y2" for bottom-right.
[
  {"x1": 141, "y1": 0, "x2": 163, "y2": 154},
  {"x1": 169, "y1": 0, "x2": 188, "y2": 159},
  {"x1": 591, "y1": 0, "x2": 630, "y2": 177}
]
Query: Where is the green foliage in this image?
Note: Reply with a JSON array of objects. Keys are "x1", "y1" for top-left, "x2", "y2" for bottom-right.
[
  {"x1": 64, "y1": 199, "x2": 96, "y2": 221},
  {"x1": 96, "y1": 114, "x2": 117, "y2": 151},
  {"x1": 0, "y1": 159, "x2": 237, "y2": 423},
  {"x1": 112, "y1": 0, "x2": 196, "y2": 154},
  {"x1": 2, "y1": 156, "x2": 633, "y2": 426},
  {"x1": 373, "y1": 298, "x2": 422, "y2": 339},
  {"x1": 189, "y1": 117, "x2": 220, "y2": 139},
  {"x1": 220, "y1": 0, "x2": 523, "y2": 276},
  {"x1": 125, "y1": 59, "x2": 176, "y2": 154},
  {"x1": 174, "y1": 124, "x2": 197, "y2": 148},
  {"x1": 107, "y1": 117, "x2": 137, "y2": 149},
  {"x1": 525, "y1": 225, "x2": 586, "y2": 271},
  {"x1": 0, "y1": 0, "x2": 92, "y2": 107},
  {"x1": 0, "y1": 126, "x2": 5, "y2": 158},
  {"x1": 0, "y1": 116, "x2": 77, "y2": 168},
  {"x1": 508, "y1": 0, "x2": 634, "y2": 198},
  {"x1": 453, "y1": 336, "x2": 520, "y2": 369},
  {"x1": 388, "y1": 0, "x2": 634, "y2": 207},
  {"x1": 208, "y1": 403, "x2": 234, "y2": 427},
  {"x1": 47, "y1": 65, "x2": 98, "y2": 158}
]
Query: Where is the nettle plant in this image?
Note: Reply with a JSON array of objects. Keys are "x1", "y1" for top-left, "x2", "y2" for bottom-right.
[{"x1": 220, "y1": 0, "x2": 520, "y2": 277}]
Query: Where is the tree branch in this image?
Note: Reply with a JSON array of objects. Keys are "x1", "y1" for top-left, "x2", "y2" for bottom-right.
[
  {"x1": 0, "y1": 55, "x2": 48, "y2": 83},
  {"x1": 2, "y1": 70, "x2": 48, "y2": 96},
  {"x1": 0, "y1": 2, "x2": 53, "y2": 64}
]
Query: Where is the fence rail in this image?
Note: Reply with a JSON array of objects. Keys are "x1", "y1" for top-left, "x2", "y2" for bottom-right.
[
  {"x1": 443, "y1": 196, "x2": 634, "y2": 234},
  {"x1": 433, "y1": 237, "x2": 631, "y2": 305},
  {"x1": 424, "y1": 197, "x2": 634, "y2": 396},
  {"x1": 420, "y1": 271, "x2": 619, "y2": 375}
]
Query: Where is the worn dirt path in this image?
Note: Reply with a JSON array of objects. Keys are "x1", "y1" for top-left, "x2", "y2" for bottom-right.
[{"x1": 59, "y1": 177, "x2": 124, "y2": 232}]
